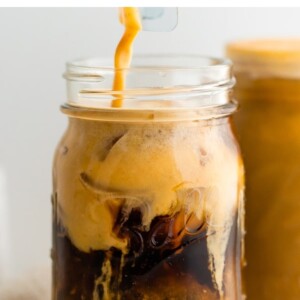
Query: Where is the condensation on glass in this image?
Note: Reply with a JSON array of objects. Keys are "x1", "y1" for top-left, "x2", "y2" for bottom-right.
[{"x1": 51, "y1": 55, "x2": 245, "y2": 300}]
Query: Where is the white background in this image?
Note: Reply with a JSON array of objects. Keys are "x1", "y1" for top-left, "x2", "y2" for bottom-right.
[{"x1": 0, "y1": 7, "x2": 300, "y2": 281}]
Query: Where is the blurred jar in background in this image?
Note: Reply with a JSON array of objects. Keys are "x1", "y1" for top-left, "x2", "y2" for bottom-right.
[{"x1": 227, "y1": 39, "x2": 300, "y2": 300}]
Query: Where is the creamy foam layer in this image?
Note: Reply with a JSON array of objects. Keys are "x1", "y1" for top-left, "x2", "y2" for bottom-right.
[{"x1": 53, "y1": 118, "x2": 243, "y2": 298}]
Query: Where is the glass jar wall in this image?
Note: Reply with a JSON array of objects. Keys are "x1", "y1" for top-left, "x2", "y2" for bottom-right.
[{"x1": 52, "y1": 56, "x2": 244, "y2": 300}]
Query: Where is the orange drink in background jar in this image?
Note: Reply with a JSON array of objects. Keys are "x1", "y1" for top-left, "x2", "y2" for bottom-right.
[{"x1": 227, "y1": 39, "x2": 300, "y2": 300}]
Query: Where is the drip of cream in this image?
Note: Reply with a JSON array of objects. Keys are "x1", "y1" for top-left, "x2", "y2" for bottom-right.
[{"x1": 112, "y1": 7, "x2": 142, "y2": 108}]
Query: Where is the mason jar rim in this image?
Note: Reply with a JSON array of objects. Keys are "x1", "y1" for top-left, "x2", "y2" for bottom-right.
[
  {"x1": 64, "y1": 54, "x2": 232, "y2": 74},
  {"x1": 62, "y1": 54, "x2": 236, "y2": 121}
]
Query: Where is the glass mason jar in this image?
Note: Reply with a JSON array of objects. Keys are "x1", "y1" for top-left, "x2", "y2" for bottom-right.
[
  {"x1": 52, "y1": 55, "x2": 245, "y2": 300},
  {"x1": 227, "y1": 40, "x2": 300, "y2": 300}
]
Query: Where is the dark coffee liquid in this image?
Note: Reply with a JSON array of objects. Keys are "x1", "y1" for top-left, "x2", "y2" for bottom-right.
[{"x1": 52, "y1": 195, "x2": 239, "y2": 300}]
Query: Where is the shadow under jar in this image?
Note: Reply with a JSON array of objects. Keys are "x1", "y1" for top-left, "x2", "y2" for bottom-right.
[{"x1": 51, "y1": 55, "x2": 245, "y2": 300}]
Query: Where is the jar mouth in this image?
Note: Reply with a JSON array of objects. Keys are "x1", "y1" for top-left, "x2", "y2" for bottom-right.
[
  {"x1": 227, "y1": 39, "x2": 300, "y2": 79},
  {"x1": 65, "y1": 54, "x2": 231, "y2": 73},
  {"x1": 63, "y1": 54, "x2": 235, "y2": 119}
]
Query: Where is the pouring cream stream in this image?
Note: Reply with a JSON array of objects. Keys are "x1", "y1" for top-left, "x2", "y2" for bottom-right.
[{"x1": 112, "y1": 7, "x2": 142, "y2": 108}]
